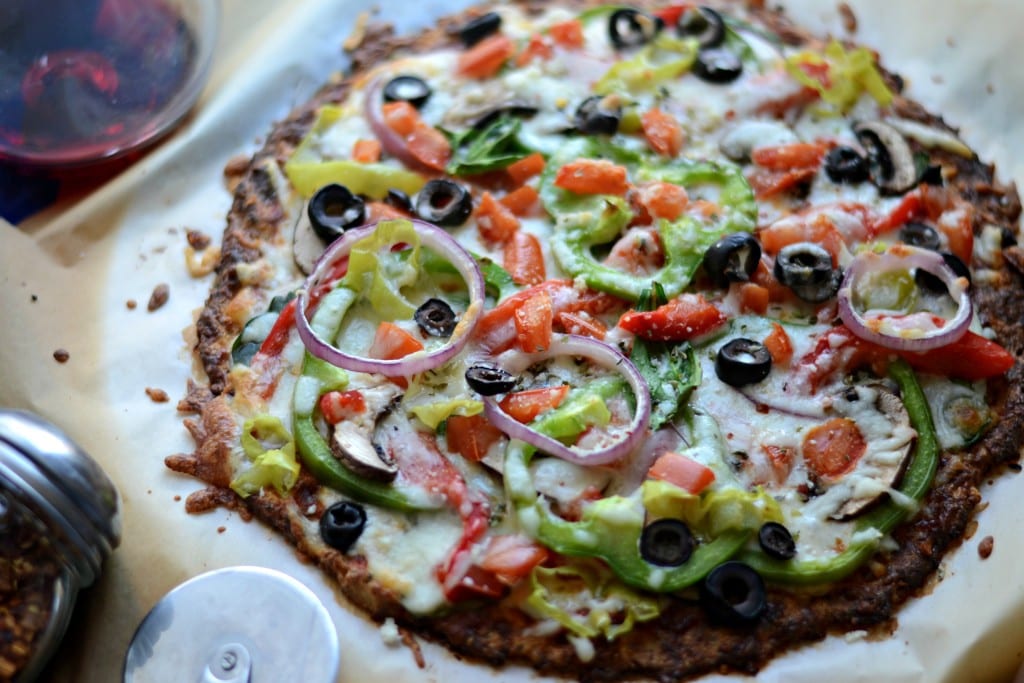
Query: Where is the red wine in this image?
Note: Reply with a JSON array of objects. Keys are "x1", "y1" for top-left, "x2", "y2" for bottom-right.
[{"x1": 0, "y1": 0, "x2": 197, "y2": 166}]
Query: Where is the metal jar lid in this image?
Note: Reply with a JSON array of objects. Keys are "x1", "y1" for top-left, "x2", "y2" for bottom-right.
[
  {"x1": 0, "y1": 410, "x2": 122, "y2": 587},
  {"x1": 123, "y1": 566, "x2": 341, "y2": 682}
]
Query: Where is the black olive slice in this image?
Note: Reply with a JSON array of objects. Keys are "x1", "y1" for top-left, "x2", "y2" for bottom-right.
[
  {"x1": 308, "y1": 184, "x2": 367, "y2": 244},
  {"x1": 414, "y1": 298, "x2": 457, "y2": 337},
  {"x1": 773, "y1": 242, "x2": 841, "y2": 303},
  {"x1": 703, "y1": 233, "x2": 761, "y2": 288},
  {"x1": 471, "y1": 104, "x2": 540, "y2": 131},
  {"x1": 700, "y1": 561, "x2": 767, "y2": 626},
  {"x1": 854, "y1": 120, "x2": 917, "y2": 195},
  {"x1": 465, "y1": 364, "x2": 517, "y2": 396},
  {"x1": 574, "y1": 95, "x2": 622, "y2": 135},
  {"x1": 676, "y1": 6, "x2": 725, "y2": 48},
  {"x1": 915, "y1": 251, "x2": 972, "y2": 293},
  {"x1": 899, "y1": 221, "x2": 941, "y2": 251},
  {"x1": 823, "y1": 145, "x2": 869, "y2": 184},
  {"x1": 640, "y1": 519, "x2": 696, "y2": 567},
  {"x1": 919, "y1": 163, "x2": 944, "y2": 186},
  {"x1": 1001, "y1": 226, "x2": 1018, "y2": 248},
  {"x1": 758, "y1": 522, "x2": 797, "y2": 560},
  {"x1": 384, "y1": 188, "x2": 413, "y2": 213},
  {"x1": 382, "y1": 75, "x2": 432, "y2": 109},
  {"x1": 693, "y1": 47, "x2": 743, "y2": 83},
  {"x1": 716, "y1": 338, "x2": 772, "y2": 387},
  {"x1": 459, "y1": 11, "x2": 502, "y2": 47},
  {"x1": 415, "y1": 179, "x2": 473, "y2": 227},
  {"x1": 319, "y1": 501, "x2": 367, "y2": 553},
  {"x1": 608, "y1": 8, "x2": 663, "y2": 49}
]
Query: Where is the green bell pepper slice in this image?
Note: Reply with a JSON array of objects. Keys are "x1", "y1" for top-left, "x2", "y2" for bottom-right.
[
  {"x1": 291, "y1": 287, "x2": 442, "y2": 512},
  {"x1": 506, "y1": 440, "x2": 750, "y2": 593},
  {"x1": 740, "y1": 359, "x2": 939, "y2": 583},
  {"x1": 541, "y1": 139, "x2": 756, "y2": 302}
]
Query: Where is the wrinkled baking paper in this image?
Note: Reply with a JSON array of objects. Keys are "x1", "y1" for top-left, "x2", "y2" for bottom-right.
[{"x1": 2, "y1": 1, "x2": 1023, "y2": 681}]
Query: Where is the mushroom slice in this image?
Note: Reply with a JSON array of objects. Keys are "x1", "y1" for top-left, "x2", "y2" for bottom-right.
[
  {"x1": 822, "y1": 384, "x2": 916, "y2": 520},
  {"x1": 327, "y1": 383, "x2": 404, "y2": 481},
  {"x1": 330, "y1": 421, "x2": 398, "y2": 482},
  {"x1": 441, "y1": 81, "x2": 539, "y2": 129},
  {"x1": 853, "y1": 120, "x2": 918, "y2": 195},
  {"x1": 292, "y1": 205, "x2": 324, "y2": 276}
]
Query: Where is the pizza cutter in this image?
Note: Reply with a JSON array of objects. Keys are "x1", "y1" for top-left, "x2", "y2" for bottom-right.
[{"x1": 123, "y1": 566, "x2": 340, "y2": 683}]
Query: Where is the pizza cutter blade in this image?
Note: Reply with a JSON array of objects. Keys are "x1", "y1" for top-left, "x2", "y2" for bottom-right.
[{"x1": 123, "y1": 566, "x2": 340, "y2": 683}]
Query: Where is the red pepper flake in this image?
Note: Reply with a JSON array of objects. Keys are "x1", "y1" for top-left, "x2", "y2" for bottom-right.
[
  {"x1": 147, "y1": 283, "x2": 170, "y2": 312},
  {"x1": 145, "y1": 387, "x2": 170, "y2": 403},
  {"x1": 53, "y1": 349, "x2": 70, "y2": 363},
  {"x1": 978, "y1": 535, "x2": 994, "y2": 559},
  {"x1": 217, "y1": 526, "x2": 227, "y2": 534}
]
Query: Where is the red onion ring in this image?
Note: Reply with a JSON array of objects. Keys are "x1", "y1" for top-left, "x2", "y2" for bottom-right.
[
  {"x1": 364, "y1": 77, "x2": 438, "y2": 175},
  {"x1": 837, "y1": 244, "x2": 972, "y2": 352},
  {"x1": 482, "y1": 335, "x2": 652, "y2": 466},
  {"x1": 295, "y1": 219, "x2": 485, "y2": 376}
]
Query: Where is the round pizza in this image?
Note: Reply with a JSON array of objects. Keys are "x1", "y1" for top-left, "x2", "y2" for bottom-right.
[{"x1": 167, "y1": 1, "x2": 1023, "y2": 679}]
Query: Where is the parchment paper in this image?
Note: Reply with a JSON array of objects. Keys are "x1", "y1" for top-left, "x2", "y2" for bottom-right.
[{"x1": 2, "y1": 1, "x2": 1023, "y2": 681}]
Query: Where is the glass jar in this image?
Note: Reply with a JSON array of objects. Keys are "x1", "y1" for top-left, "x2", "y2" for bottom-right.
[{"x1": 0, "y1": 410, "x2": 121, "y2": 682}]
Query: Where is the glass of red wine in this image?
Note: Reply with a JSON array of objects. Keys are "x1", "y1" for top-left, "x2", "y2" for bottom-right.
[{"x1": 0, "y1": 0, "x2": 218, "y2": 169}]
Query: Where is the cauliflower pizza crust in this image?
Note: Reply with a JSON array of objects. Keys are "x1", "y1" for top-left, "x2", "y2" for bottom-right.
[{"x1": 167, "y1": 1, "x2": 1024, "y2": 680}]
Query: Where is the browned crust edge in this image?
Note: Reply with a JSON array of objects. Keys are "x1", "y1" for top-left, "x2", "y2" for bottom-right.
[{"x1": 171, "y1": 2, "x2": 1024, "y2": 681}]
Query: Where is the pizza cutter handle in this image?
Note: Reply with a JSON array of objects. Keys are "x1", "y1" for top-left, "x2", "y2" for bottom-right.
[{"x1": 200, "y1": 643, "x2": 251, "y2": 683}]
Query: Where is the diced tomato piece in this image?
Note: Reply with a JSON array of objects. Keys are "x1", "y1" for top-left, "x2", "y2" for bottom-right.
[
  {"x1": 763, "y1": 322, "x2": 793, "y2": 365},
  {"x1": 802, "y1": 418, "x2": 866, "y2": 481},
  {"x1": 351, "y1": 138, "x2": 381, "y2": 163},
  {"x1": 382, "y1": 101, "x2": 418, "y2": 136},
  {"x1": 618, "y1": 294, "x2": 727, "y2": 342},
  {"x1": 319, "y1": 390, "x2": 366, "y2": 424},
  {"x1": 365, "y1": 201, "x2": 410, "y2": 222},
  {"x1": 476, "y1": 191, "x2": 520, "y2": 243},
  {"x1": 604, "y1": 226, "x2": 664, "y2": 276},
  {"x1": 446, "y1": 414, "x2": 504, "y2": 462},
  {"x1": 381, "y1": 101, "x2": 450, "y2": 171},
  {"x1": 554, "y1": 159, "x2": 631, "y2": 196},
  {"x1": 647, "y1": 452, "x2": 716, "y2": 494},
  {"x1": 937, "y1": 206, "x2": 975, "y2": 265},
  {"x1": 747, "y1": 167, "x2": 819, "y2": 199},
  {"x1": 641, "y1": 108, "x2": 684, "y2": 157},
  {"x1": 636, "y1": 181, "x2": 688, "y2": 221},
  {"x1": 652, "y1": 4, "x2": 688, "y2": 27},
  {"x1": 406, "y1": 124, "x2": 451, "y2": 172},
  {"x1": 758, "y1": 213, "x2": 845, "y2": 266},
  {"x1": 751, "y1": 141, "x2": 829, "y2": 170},
  {"x1": 457, "y1": 34, "x2": 516, "y2": 79},
  {"x1": 478, "y1": 534, "x2": 549, "y2": 584},
  {"x1": 504, "y1": 230, "x2": 546, "y2": 285},
  {"x1": 513, "y1": 290, "x2": 554, "y2": 352},
  {"x1": 257, "y1": 299, "x2": 297, "y2": 357},
  {"x1": 515, "y1": 34, "x2": 554, "y2": 66},
  {"x1": 499, "y1": 185, "x2": 539, "y2": 216},
  {"x1": 762, "y1": 444, "x2": 795, "y2": 485},
  {"x1": 556, "y1": 310, "x2": 607, "y2": 340},
  {"x1": 368, "y1": 322, "x2": 424, "y2": 360},
  {"x1": 473, "y1": 280, "x2": 624, "y2": 353},
  {"x1": 499, "y1": 385, "x2": 570, "y2": 423},
  {"x1": 871, "y1": 188, "x2": 925, "y2": 236},
  {"x1": 506, "y1": 152, "x2": 546, "y2": 185},
  {"x1": 738, "y1": 282, "x2": 770, "y2": 315},
  {"x1": 751, "y1": 259, "x2": 797, "y2": 304},
  {"x1": 548, "y1": 19, "x2": 585, "y2": 48}
]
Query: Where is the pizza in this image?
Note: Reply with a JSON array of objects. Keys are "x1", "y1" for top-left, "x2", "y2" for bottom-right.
[{"x1": 166, "y1": 1, "x2": 1024, "y2": 679}]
